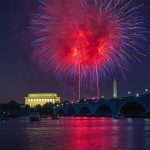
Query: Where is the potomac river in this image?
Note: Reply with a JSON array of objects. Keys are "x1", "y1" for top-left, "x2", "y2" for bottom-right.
[{"x1": 0, "y1": 117, "x2": 150, "y2": 150}]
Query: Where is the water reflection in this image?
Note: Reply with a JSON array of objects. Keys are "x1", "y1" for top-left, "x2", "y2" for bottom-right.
[{"x1": 0, "y1": 117, "x2": 150, "y2": 150}]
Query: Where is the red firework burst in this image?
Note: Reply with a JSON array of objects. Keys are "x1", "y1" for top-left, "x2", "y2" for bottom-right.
[{"x1": 31, "y1": 0, "x2": 146, "y2": 98}]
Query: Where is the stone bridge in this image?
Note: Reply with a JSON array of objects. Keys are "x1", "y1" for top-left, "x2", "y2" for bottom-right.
[{"x1": 55, "y1": 95, "x2": 150, "y2": 117}]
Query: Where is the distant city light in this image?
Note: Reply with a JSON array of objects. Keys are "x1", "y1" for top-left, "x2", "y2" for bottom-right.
[
  {"x1": 136, "y1": 93, "x2": 139, "y2": 97},
  {"x1": 128, "y1": 91, "x2": 131, "y2": 95},
  {"x1": 101, "y1": 96, "x2": 105, "y2": 98},
  {"x1": 145, "y1": 89, "x2": 149, "y2": 92}
]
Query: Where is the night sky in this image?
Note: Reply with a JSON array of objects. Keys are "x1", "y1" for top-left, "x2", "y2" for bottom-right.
[{"x1": 0, "y1": 0, "x2": 150, "y2": 103}]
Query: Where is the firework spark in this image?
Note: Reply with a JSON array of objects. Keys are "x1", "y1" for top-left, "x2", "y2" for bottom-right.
[{"x1": 31, "y1": 0, "x2": 146, "y2": 99}]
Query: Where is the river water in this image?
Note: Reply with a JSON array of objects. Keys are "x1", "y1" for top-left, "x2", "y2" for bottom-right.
[{"x1": 0, "y1": 117, "x2": 150, "y2": 150}]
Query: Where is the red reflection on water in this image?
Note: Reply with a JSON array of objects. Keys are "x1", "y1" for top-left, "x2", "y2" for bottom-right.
[{"x1": 64, "y1": 117, "x2": 122, "y2": 150}]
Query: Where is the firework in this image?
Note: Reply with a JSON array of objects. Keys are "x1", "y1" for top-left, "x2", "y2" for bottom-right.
[{"x1": 31, "y1": 0, "x2": 146, "y2": 99}]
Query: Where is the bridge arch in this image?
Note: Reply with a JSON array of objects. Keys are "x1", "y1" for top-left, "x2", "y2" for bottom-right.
[
  {"x1": 79, "y1": 106, "x2": 92, "y2": 116},
  {"x1": 95, "y1": 104, "x2": 112, "y2": 116},
  {"x1": 58, "y1": 109, "x2": 65, "y2": 115},
  {"x1": 67, "y1": 108, "x2": 76, "y2": 115},
  {"x1": 120, "y1": 102, "x2": 146, "y2": 117}
]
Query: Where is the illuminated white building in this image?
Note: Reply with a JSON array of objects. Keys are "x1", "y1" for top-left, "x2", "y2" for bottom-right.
[
  {"x1": 25, "y1": 93, "x2": 60, "y2": 108},
  {"x1": 113, "y1": 79, "x2": 118, "y2": 98}
]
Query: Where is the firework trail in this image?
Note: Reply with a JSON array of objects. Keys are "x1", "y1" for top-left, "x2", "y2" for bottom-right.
[{"x1": 31, "y1": 0, "x2": 146, "y2": 99}]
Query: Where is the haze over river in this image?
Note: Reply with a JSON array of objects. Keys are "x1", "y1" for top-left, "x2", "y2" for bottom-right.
[{"x1": 0, "y1": 117, "x2": 150, "y2": 150}]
